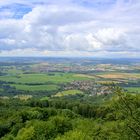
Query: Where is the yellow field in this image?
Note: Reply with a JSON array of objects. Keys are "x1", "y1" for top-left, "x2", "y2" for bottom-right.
[
  {"x1": 53, "y1": 90, "x2": 83, "y2": 97},
  {"x1": 97, "y1": 73, "x2": 140, "y2": 79},
  {"x1": 14, "y1": 95, "x2": 32, "y2": 100},
  {"x1": 0, "y1": 96, "x2": 9, "y2": 100},
  {"x1": 97, "y1": 81, "x2": 120, "y2": 84}
]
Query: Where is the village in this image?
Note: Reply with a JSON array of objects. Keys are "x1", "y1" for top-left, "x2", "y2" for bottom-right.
[{"x1": 63, "y1": 80, "x2": 112, "y2": 96}]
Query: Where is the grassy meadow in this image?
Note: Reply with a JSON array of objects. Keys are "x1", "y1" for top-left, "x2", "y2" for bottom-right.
[
  {"x1": 54, "y1": 90, "x2": 84, "y2": 97},
  {"x1": 126, "y1": 87, "x2": 140, "y2": 93},
  {"x1": 0, "y1": 73, "x2": 89, "y2": 84},
  {"x1": 0, "y1": 71, "x2": 91, "y2": 93},
  {"x1": 10, "y1": 84, "x2": 59, "y2": 91}
]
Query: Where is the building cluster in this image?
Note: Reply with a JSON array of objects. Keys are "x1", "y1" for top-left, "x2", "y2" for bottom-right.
[{"x1": 63, "y1": 80, "x2": 112, "y2": 96}]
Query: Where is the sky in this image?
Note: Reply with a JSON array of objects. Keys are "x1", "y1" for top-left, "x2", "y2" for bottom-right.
[{"x1": 0, "y1": 0, "x2": 140, "y2": 57}]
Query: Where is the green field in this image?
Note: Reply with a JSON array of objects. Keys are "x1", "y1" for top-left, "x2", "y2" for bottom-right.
[
  {"x1": 0, "y1": 72, "x2": 91, "y2": 93},
  {"x1": 0, "y1": 73, "x2": 89, "y2": 84},
  {"x1": 54, "y1": 90, "x2": 83, "y2": 97},
  {"x1": 40, "y1": 96, "x2": 49, "y2": 101},
  {"x1": 11, "y1": 84, "x2": 59, "y2": 91},
  {"x1": 0, "y1": 88, "x2": 4, "y2": 92},
  {"x1": 126, "y1": 87, "x2": 140, "y2": 93},
  {"x1": 1, "y1": 66, "x2": 23, "y2": 75}
]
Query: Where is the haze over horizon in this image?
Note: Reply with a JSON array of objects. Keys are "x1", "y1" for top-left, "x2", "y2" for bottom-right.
[{"x1": 0, "y1": 0, "x2": 140, "y2": 58}]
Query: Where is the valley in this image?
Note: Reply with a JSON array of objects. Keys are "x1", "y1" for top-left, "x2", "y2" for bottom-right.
[{"x1": 0, "y1": 57, "x2": 140, "y2": 140}]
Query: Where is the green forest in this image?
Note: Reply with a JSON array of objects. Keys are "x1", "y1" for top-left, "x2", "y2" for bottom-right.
[
  {"x1": 0, "y1": 59, "x2": 140, "y2": 140},
  {"x1": 0, "y1": 87, "x2": 140, "y2": 140}
]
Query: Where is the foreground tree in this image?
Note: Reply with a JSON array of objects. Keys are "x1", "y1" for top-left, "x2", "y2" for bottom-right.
[{"x1": 113, "y1": 87, "x2": 140, "y2": 139}]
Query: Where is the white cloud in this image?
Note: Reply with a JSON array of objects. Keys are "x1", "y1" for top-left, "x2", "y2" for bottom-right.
[
  {"x1": 0, "y1": 38, "x2": 15, "y2": 45},
  {"x1": 95, "y1": 28, "x2": 125, "y2": 45},
  {"x1": 0, "y1": 0, "x2": 140, "y2": 57}
]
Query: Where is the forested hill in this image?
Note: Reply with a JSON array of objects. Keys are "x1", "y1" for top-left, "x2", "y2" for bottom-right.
[{"x1": 0, "y1": 88, "x2": 140, "y2": 140}]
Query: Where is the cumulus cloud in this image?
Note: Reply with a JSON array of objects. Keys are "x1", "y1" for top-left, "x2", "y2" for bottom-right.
[{"x1": 0, "y1": 0, "x2": 140, "y2": 57}]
